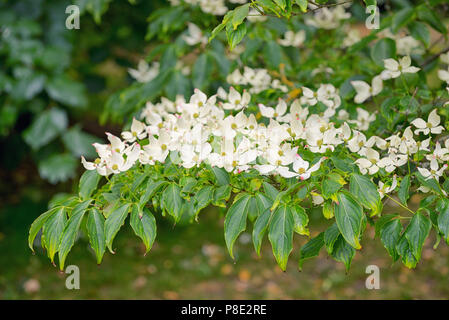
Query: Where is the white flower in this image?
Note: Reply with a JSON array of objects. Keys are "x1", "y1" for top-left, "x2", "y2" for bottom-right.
[
  {"x1": 426, "y1": 142, "x2": 449, "y2": 162},
  {"x1": 292, "y1": 156, "x2": 324, "y2": 180},
  {"x1": 258, "y1": 99, "x2": 288, "y2": 122},
  {"x1": 351, "y1": 75, "x2": 383, "y2": 104},
  {"x1": 347, "y1": 130, "x2": 375, "y2": 155},
  {"x1": 418, "y1": 158, "x2": 448, "y2": 181},
  {"x1": 411, "y1": 109, "x2": 444, "y2": 135},
  {"x1": 278, "y1": 30, "x2": 306, "y2": 47},
  {"x1": 182, "y1": 23, "x2": 207, "y2": 46},
  {"x1": 348, "y1": 108, "x2": 376, "y2": 131},
  {"x1": 128, "y1": 60, "x2": 159, "y2": 83},
  {"x1": 438, "y1": 67, "x2": 449, "y2": 84},
  {"x1": 378, "y1": 175, "x2": 397, "y2": 198},
  {"x1": 381, "y1": 56, "x2": 420, "y2": 80},
  {"x1": 355, "y1": 148, "x2": 395, "y2": 175},
  {"x1": 221, "y1": 87, "x2": 250, "y2": 110},
  {"x1": 440, "y1": 53, "x2": 449, "y2": 65},
  {"x1": 121, "y1": 118, "x2": 147, "y2": 142}
]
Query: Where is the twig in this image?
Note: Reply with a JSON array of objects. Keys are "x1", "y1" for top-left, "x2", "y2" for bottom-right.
[{"x1": 421, "y1": 45, "x2": 449, "y2": 68}]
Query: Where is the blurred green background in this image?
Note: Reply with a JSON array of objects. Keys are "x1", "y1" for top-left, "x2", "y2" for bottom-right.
[{"x1": 2, "y1": 0, "x2": 449, "y2": 300}]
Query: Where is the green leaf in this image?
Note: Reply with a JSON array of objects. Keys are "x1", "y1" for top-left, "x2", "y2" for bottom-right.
[
  {"x1": 257, "y1": 0, "x2": 281, "y2": 16},
  {"x1": 11, "y1": 74, "x2": 46, "y2": 101},
  {"x1": 330, "y1": 156, "x2": 355, "y2": 173},
  {"x1": 392, "y1": 7, "x2": 416, "y2": 33},
  {"x1": 42, "y1": 207, "x2": 67, "y2": 263},
  {"x1": 162, "y1": 183, "x2": 183, "y2": 223},
  {"x1": 363, "y1": 0, "x2": 376, "y2": 6},
  {"x1": 58, "y1": 200, "x2": 91, "y2": 270},
  {"x1": 212, "y1": 167, "x2": 230, "y2": 186},
  {"x1": 165, "y1": 71, "x2": 191, "y2": 100},
  {"x1": 79, "y1": 170, "x2": 101, "y2": 200},
  {"x1": 252, "y1": 208, "x2": 273, "y2": 256},
  {"x1": 231, "y1": 4, "x2": 250, "y2": 29},
  {"x1": 38, "y1": 154, "x2": 78, "y2": 184},
  {"x1": 398, "y1": 175, "x2": 411, "y2": 205},
  {"x1": 62, "y1": 125, "x2": 100, "y2": 158},
  {"x1": 224, "y1": 193, "x2": 251, "y2": 259},
  {"x1": 192, "y1": 53, "x2": 212, "y2": 90},
  {"x1": 28, "y1": 207, "x2": 58, "y2": 252},
  {"x1": 415, "y1": 172, "x2": 444, "y2": 196},
  {"x1": 416, "y1": 5, "x2": 447, "y2": 34},
  {"x1": 408, "y1": 21, "x2": 430, "y2": 47},
  {"x1": 334, "y1": 191, "x2": 364, "y2": 250},
  {"x1": 212, "y1": 185, "x2": 232, "y2": 207},
  {"x1": 264, "y1": 40, "x2": 282, "y2": 70},
  {"x1": 273, "y1": 0, "x2": 286, "y2": 10},
  {"x1": 268, "y1": 205, "x2": 294, "y2": 271},
  {"x1": 104, "y1": 203, "x2": 131, "y2": 253},
  {"x1": 46, "y1": 76, "x2": 88, "y2": 108},
  {"x1": 349, "y1": 173, "x2": 382, "y2": 215},
  {"x1": 263, "y1": 182, "x2": 279, "y2": 201},
  {"x1": 209, "y1": 23, "x2": 226, "y2": 42},
  {"x1": 371, "y1": 38, "x2": 396, "y2": 67},
  {"x1": 380, "y1": 219, "x2": 402, "y2": 261},
  {"x1": 437, "y1": 199, "x2": 449, "y2": 245},
  {"x1": 130, "y1": 205, "x2": 157, "y2": 254},
  {"x1": 322, "y1": 201, "x2": 334, "y2": 219},
  {"x1": 255, "y1": 193, "x2": 272, "y2": 212},
  {"x1": 295, "y1": 0, "x2": 308, "y2": 12},
  {"x1": 226, "y1": 22, "x2": 247, "y2": 50},
  {"x1": 322, "y1": 173, "x2": 345, "y2": 199},
  {"x1": 87, "y1": 208, "x2": 106, "y2": 264},
  {"x1": 23, "y1": 108, "x2": 68, "y2": 150},
  {"x1": 330, "y1": 235, "x2": 356, "y2": 271},
  {"x1": 193, "y1": 185, "x2": 214, "y2": 217},
  {"x1": 298, "y1": 232, "x2": 324, "y2": 270},
  {"x1": 324, "y1": 223, "x2": 340, "y2": 255},
  {"x1": 396, "y1": 235, "x2": 418, "y2": 269},
  {"x1": 139, "y1": 180, "x2": 168, "y2": 210},
  {"x1": 291, "y1": 205, "x2": 309, "y2": 236},
  {"x1": 374, "y1": 213, "x2": 399, "y2": 238},
  {"x1": 404, "y1": 212, "x2": 431, "y2": 261}
]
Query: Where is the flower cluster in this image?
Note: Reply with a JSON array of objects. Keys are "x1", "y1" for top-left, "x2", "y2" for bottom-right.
[
  {"x1": 305, "y1": 4, "x2": 351, "y2": 29},
  {"x1": 169, "y1": 0, "x2": 228, "y2": 15},
  {"x1": 226, "y1": 66, "x2": 288, "y2": 94},
  {"x1": 82, "y1": 82, "x2": 448, "y2": 197}
]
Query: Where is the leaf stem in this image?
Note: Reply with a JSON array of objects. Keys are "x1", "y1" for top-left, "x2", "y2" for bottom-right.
[{"x1": 384, "y1": 194, "x2": 415, "y2": 215}]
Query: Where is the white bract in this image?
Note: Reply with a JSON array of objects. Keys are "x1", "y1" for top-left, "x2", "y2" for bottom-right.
[
  {"x1": 278, "y1": 30, "x2": 306, "y2": 47},
  {"x1": 351, "y1": 75, "x2": 383, "y2": 104},
  {"x1": 411, "y1": 109, "x2": 444, "y2": 135},
  {"x1": 128, "y1": 60, "x2": 160, "y2": 83},
  {"x1": 381, "y1": 56, "x2": 420, "y2": 80}
]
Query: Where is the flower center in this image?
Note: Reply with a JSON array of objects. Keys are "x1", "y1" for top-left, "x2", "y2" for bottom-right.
[
  {"x1": 112, "y1": 164, "x2": 118, "y2": 170},
  {"x1": 161, "y1": 144, "x2": 167, "y2": 151}
]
